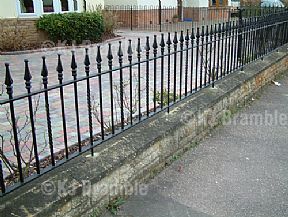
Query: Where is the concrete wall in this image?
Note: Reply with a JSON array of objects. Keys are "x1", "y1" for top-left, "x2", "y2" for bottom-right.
[
  {"x1": 0, "y1": 0, "x2": 17, "y2": 18},
  {"x1": 1, "y1": 44, "x2": 288, "y2": 217},
  {"x1": 0, "y1": 18, "x2": 48, "y2": 47}
]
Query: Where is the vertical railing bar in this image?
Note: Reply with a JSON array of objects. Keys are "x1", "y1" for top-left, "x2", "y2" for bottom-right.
[
  {"x1": 167, "y1": 33, "x2": 172, "y2": 112},
  {"x1": 160, "y1": 34, "x2": 165, "y2": 109},
  {"x1": 153, "y1": 35, "x2": 158, "y2": 112},
  {"x1": 223, "y1": 22, "x2": 228, "y2": 75},
  {"x1": 136, "y1": 39, "x2": 142, "y2": 121},
  {"x1": 57, "y1": 55, "x2": 69, "y2": 159},
  {"x1": 41, "y1": 57, "x2": 55, "y2": 166},
  {"x1": 179, "y1": 31, "x2": 184, "y2": 99},
  {"x1": 128, "y1": 40, "x2": 133, "y2": 125},
  {"x1": 204, "y1": 26, "x2": 209, "y2": 86},
  {"x1": 71, "y1": 51, "x2": 82, "y2": 152},
  {"x1": 230, "y1": 21, "x2": 235, "y2": 72},
  {"x1": 190, "y1": 28, "x2": 195, "y2": 93},
  {"x1": 220, "y1": 23, "x2": 225, "y2": 78},
  {"x1": 107, "y1": 44, "x2": 115, "y2": 134},
  {"x1": 200, "y1": 26, "x2": 204, "y2": 89},
  {"x1": 84, "y1": 49, "x2": 94, "y2": 156},
  {"x1": 145, "y1": 37, "x2": 151, "y2": 117},
  {"x1": 209, "y1": 25, "x2": 213, "y2": 85},
  {"x1": 4, "y1": 63, "x2": 24, "y2": 181},
  {"x1": 118, "y1": 41, "x2": 125, "y2": 129},
  {"x1": 184, "y1": 29, "x2": 189, "y2": 96},
  {"x1": 195, "y1": 28, "x2": 200, "y2": 91},
  {"x1": 173, "y1": 32, "x2": 178, "y2": 102},
  {"x1": 212, "y1": 24, "x2": 217, "y2": 88},
  {"x1": 24, "y1": 60, "x2": 40, "y2": 174},
  {"x1": 217, "y1": 23, "x2": 221, "y2": 80},
  {"x1": 96, "y1": 46, "x2": 105, "y2": 140},
  {"x1": 0, "y1": 160, "x2": 5, "y2": 194}
]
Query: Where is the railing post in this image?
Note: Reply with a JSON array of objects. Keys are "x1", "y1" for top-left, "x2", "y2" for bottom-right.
[
  {"x1": 159, "y1": 0, "x2": 162, "y2": 32},
  {"x1": 130, "y1": 6, "x2": 133, "y2": 31},
  {"x1": 237, "y1": 8, "x2": 244, "y2": 64}
]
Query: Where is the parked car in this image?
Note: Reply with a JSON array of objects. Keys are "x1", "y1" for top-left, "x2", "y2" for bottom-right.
[{"x1": 261, "y1": 0, "x2": 285, "y2": 7}]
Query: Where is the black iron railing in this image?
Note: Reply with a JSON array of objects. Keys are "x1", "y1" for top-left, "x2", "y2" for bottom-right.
[
  {"x1": 0, "y1": 9, "x2": 288, "y2": 196},
  {"x1": 104, "y1": 5, "x2": 286, "y2": 32}
]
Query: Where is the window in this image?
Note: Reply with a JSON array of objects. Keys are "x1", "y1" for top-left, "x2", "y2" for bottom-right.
[
  {"x1": 60, "y1": 0, "x2": 69, "y2": 11},
  {"x1": 43, "y1": 0, "x2": 54, "y2": 12},
  {"x1": 17, "y1": 0, "x2": 81, "y2": 17},
  {"x1": 19, "y1": 0, "x2": 34, "y2": 13},
  {"x1": 74, "y1": 0, "x2": 78, "y2": 11}
]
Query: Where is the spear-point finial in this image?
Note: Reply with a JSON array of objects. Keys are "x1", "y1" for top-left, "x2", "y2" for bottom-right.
[
  {"x1": 71, "y1": 51, "x2": 77, "y2": 70},
  {"x1": 96, "y1": 46, "x2": 102, "y2": 63},
  {"x1": 153, "y1": 35, "x2": 158, "y2": 50},
  {"x1": 205, "y1": 25, "x2": 209, "y2": 36},
  {"x1": 180, "y1": 30, "x2": 184, "y2": 43},
  {"x1": 56, "y1": 54, "x2": 63, "y2": 80},
  {"x1": 24, "y1": 59, "x2": 32, "y2": 83},
  {"x1": 201, "y1": 26, "x2": 205, "y2": 37},
  {"x1": 84, "y1": 48, "x2": 90, "y2": 66},
  {"x1": 118, "y1": 41, "x2": 123, "y2": 57},
  {"x1": 218, "y1": 23, "x2": 222, "y2": 34},
  {"x1": 191, "y1": 28, "x2": 195, "y2": 40},
  {"x1": 160, "y1": 33, "x2": 165, "y2": 48},
  {"x1": 41, "y1": 56, "x2": 48, "y2": 78},
  {"x1": 222, "y1": 22, "x2": 226, "y2": 32},
  {"x1": 196, "y1": 27, "x2": 200, "y2": 39},
  {"x1": 167, "y1": 32, "x2": 172, "y2": 45},
  {"x1": 136, "y1": 38, "x2": 142, "y2": 56},
  {"x1": 185, "y1": 29, "x2": 190, "y2": 41},
  {"x1": 128, "y1": 39, "x2": 133, "y2": 57},
  {"x1": 107, "y1": 43, "x2": 113, "y2": 60},
  {"x1": 24, "y1": 59, "x2": 32, "y2": 90},
  {"x1": 71, "y1": 51, "x2": 77, "y2": 77},
  {"x1": 173, "y1": 32, "x2": 178, "y2": 45},
  {"x1": 145, "y1": 36, "x2": 150, "y2": 51},
  {"x1": 5, "y1": 63, "x2": 13, "y2": 88}
]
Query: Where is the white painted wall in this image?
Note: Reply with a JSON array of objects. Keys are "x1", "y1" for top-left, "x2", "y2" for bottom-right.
[
  {"x1": 0, "y1": 0, "x2": 84, "y2": 18},
  {"x1": 104, "y1": 0, "x2": 177, "y2": 7},
  {"x1": 0, "y1": 0, "x2": 17, "y2": 18},
  {"x1": 86, "y1": 0, "x2": 105, "y2": 10},
  {"x1": 104, "y1": 0, "x2": 138, "y2": 6},
  {"x1": 183, "y1": 0, "x2": 209, "y2": 7},
  {"x1": 138, "y1": 0, "x2": 177, "y2": 7}
]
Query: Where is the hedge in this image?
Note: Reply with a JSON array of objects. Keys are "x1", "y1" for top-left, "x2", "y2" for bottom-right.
[{"x1": 36, "y1": 12, "x2": 105, "y2": 44}]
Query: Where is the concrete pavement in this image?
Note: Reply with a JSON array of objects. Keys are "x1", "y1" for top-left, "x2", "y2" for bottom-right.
[{"x1": 102, "y1": 73, "x2": 288, "y2": 217}]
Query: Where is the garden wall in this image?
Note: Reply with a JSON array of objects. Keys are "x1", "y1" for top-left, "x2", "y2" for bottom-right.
[{"x1": 0, "y1": 18, "x2": 48, "y2": 50}]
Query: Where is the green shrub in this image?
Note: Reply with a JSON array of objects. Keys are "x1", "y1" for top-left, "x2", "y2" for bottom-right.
[{"x1": 36, "y1": 12, "x2": 104, "y2": 44}]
